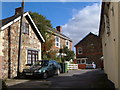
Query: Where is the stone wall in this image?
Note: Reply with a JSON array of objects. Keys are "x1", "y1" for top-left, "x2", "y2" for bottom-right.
[
  {"x1": 0, "y1": 56, "x2": 3, "y2": 79},
  {"x1": 2, "y1": 17, "x2": 41, "y2": 79},
  {"x1": 0, "y1": 29, "x2": 4, "y2": 79}
]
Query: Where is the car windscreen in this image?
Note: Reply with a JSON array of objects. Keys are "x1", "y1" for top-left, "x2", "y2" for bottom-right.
[{"x1": 30, "y1": 61, "x2": 48, "y2": 68}]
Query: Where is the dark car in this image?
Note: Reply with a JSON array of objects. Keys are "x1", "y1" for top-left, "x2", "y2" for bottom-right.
[{"x1": 22, "y1": 60, "x2": 62, "y2": 79}]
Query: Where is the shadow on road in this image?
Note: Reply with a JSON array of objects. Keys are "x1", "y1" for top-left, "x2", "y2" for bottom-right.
[{"x1": 6, "y1": 69, "x2": 115, "y2": 90}]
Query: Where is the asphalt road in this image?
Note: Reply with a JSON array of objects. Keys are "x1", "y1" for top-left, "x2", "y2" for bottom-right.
[{"x1": 6, "y1": 69, "x2": 115, "y2": 89}]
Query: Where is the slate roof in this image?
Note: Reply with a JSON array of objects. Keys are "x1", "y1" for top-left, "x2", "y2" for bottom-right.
[
  {"x1": 0, "y1": 12, "x2": 72, "y2": 42},
  {"x1": 74, "y1": 32, "x2": 98, "y2": 47},
  {"x1": 0, "y1": 14, "x2": 20, "y2": 28},
  {"x1": 0, "y1": 12, "x2": 45, "y2": 42},
  {"x1": 47, "y1": 26, "x2": 72, "y2": 42}
]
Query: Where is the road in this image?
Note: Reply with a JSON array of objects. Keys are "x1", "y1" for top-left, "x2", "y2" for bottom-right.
[{"x1": 6, "y1": 69, "x2": 115, "y2": 89}]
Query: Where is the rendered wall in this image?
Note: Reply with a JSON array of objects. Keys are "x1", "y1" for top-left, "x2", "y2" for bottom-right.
[{"x1": 101, "y1": 2, "x2": 119, "y2": 88}]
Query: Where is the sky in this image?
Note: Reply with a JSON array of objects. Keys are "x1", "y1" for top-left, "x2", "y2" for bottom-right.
[{"x1": 2, "y1": 2, "x2": 101, "y2": 51}]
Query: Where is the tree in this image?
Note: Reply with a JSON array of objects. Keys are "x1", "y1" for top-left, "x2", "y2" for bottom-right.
[
  {"x1": 60, "y1": 46, "x2": 75, "y2": 62},
  {"x1": 30, "y1": 12, "x2": 52, "y2": 39},
  {"x1": 30, "y1": 12, "x2": 57, "y2": 60},
  {"x1": 41, "y1": 33, "x2": 57, "y2": 60}
]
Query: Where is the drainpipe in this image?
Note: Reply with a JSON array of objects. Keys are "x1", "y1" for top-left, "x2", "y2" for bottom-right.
[{"x1": 17, "y1": 0, "x2": 24, "y2": 78}]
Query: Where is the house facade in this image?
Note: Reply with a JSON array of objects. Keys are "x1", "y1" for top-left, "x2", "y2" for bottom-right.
[
  {"x1": 99, "y1": 2, "x2": 120, "y2": 89},
  {"x1": 0, "y1": 7, "x2": 45, "y2": 79},
  {"x1": 74, "y1": 32, "x2": 102, "y2": 68},
  {"x1": 47, "y1": 26, "x2": 72, "y2": 57}
]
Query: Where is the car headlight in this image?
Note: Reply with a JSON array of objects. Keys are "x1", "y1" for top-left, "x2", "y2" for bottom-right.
[
  {"x1": 43, "y1": 70, "x2": 45, "y2": 72},
  {"x1": 39, "y1": 70, "x2": 41, "y2": 72}
]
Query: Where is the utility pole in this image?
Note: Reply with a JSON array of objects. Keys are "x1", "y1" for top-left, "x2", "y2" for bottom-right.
[{"x1": 17, "y1": 0, "x2": 24, "y2": 78}]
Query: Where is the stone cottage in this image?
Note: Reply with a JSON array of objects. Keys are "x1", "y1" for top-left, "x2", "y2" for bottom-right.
[
  {"x1": 0, "y1": 7, "x2": 45, "y2": 79},
  {"x1": 74, "y1": 32, "x2": 102, "y2": 68}
]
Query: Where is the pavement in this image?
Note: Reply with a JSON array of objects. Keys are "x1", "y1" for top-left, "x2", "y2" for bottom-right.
[{"x1": 4, "y1": 69, "x2": 115, "y2": 90}]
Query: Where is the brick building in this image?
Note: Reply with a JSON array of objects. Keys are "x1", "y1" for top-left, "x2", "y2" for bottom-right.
[
  {"x1": 0, "y1": 7, "x2": 45, "y2": 79},
  {"x1": 47, "y1": 26, "x2": 72, "y2": 57},
  {"x1": 74, "y1": 32, "x2": 102, "y2": 68}
]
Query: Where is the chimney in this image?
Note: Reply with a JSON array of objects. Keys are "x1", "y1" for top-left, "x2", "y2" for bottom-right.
[
  {"x1": 15, "y1": 7, "x2": 22, "y2": 15},
  {"x1": 56, "y1": 26, "x2": 62, "y2": 33}
]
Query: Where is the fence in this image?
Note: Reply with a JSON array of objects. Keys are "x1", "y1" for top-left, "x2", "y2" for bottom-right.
[{"x1": 67, "y1": 64, "x2": 78, "y2": 70}]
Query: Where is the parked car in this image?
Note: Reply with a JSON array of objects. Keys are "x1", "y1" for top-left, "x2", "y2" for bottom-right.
[
  {"x1": 86, "y1": 62, "x2": 96, "y2": 69},
  {"x1": 22, "y1": 60, "x2": 62, "y2": 79}
]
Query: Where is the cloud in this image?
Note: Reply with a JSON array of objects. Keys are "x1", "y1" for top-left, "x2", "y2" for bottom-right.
[{"x1": 62, "y1": 3, "x2": 101, "y2": 50}]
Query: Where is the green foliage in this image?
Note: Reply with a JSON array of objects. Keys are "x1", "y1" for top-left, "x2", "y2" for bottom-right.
[
  {"x1": 41, "y1": 33, "x2": 57, "y2": 60},
  {"x1": 42, "y1": 49, "x2": 61, "y2": 62},
  {"x1": 29, "y1": 12, "x2": 52, "y2": 39},
  {"x1": 60, "y1": 46, "x2": 75, "y2": 62},
  {"x1": 30, "y1": 12, "x2": 58, "y2": 60}
]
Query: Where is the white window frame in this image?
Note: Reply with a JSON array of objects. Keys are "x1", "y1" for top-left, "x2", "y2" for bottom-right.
[
  {"x1": 55, "y1": 36, "x2": 60, "y2": 48},
  {"x1": 78, "y1": 47, "x2": 82, "y2": 54},
  {"x1": 27, "y1": 49, "x2": 39, "y2": 65},
  {"x1": 22, "y1": 22, "x2": 29, "y2": 34},
  {"x1": 65, "y1": 40, "x2": 70, "y2": 49}
]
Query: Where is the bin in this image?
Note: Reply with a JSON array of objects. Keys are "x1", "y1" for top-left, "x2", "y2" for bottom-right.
[
  {"x1": 64, "y1": 63, "x2": 68, "y2": 73},
  {"x1": 59, "y1": 63, "x2": 68, "y2": 73}
]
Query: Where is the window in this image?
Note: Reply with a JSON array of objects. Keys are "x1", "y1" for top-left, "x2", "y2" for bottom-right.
[
  {"x1": 77, "y1": 59, "x2": 86, "y2": 64},
  {"x1": 55, "y1": 36, "x2": 60, "y2": 48},
  {"x1": 66, "y1": 40, "x2": 69, "y2": 49},
  {"x1": 78, "y1": 47, "x2": 82, "y2": 54},
  {"x1": 27, "y1": 50, "x2": 38, "y2": 65},
  {"x1": 81, "y1": 60, "x2": 85, "y2": 64},
  {"x1": 22, "y1": 22, "x2": 29, "y2": 34}
]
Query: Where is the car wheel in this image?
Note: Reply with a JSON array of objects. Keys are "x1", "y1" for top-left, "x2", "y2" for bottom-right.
[
  {"x1": 56, "y1": 69, "x2": 60, "y2": 75},
  {"x1": 43, "y1": 72, "x2": 48, "y2": 79}
]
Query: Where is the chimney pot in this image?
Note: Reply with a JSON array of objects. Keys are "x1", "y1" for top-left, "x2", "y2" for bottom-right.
[{"x1": 56, "y1": 26, "x2": 62, "y2": 33}]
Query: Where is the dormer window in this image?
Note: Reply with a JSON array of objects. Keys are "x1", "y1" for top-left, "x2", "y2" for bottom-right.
[
  {"x1": 55, "y1": 36, "x2": 60, "y2": 48},
  {"x1": 22, "y1": 22, "x2": 29, "y2": 34},
  {"x1": 78, "y1": 47, "x2": 82, "y2": 54}
]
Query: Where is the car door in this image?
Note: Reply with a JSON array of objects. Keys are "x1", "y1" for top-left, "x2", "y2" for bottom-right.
[
  {"x1": 53, "y1": 61, "x2": 58, "y2": 72},
  {"x1": 47, "y1": 61, "x2": 54, "y2": 76}
]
